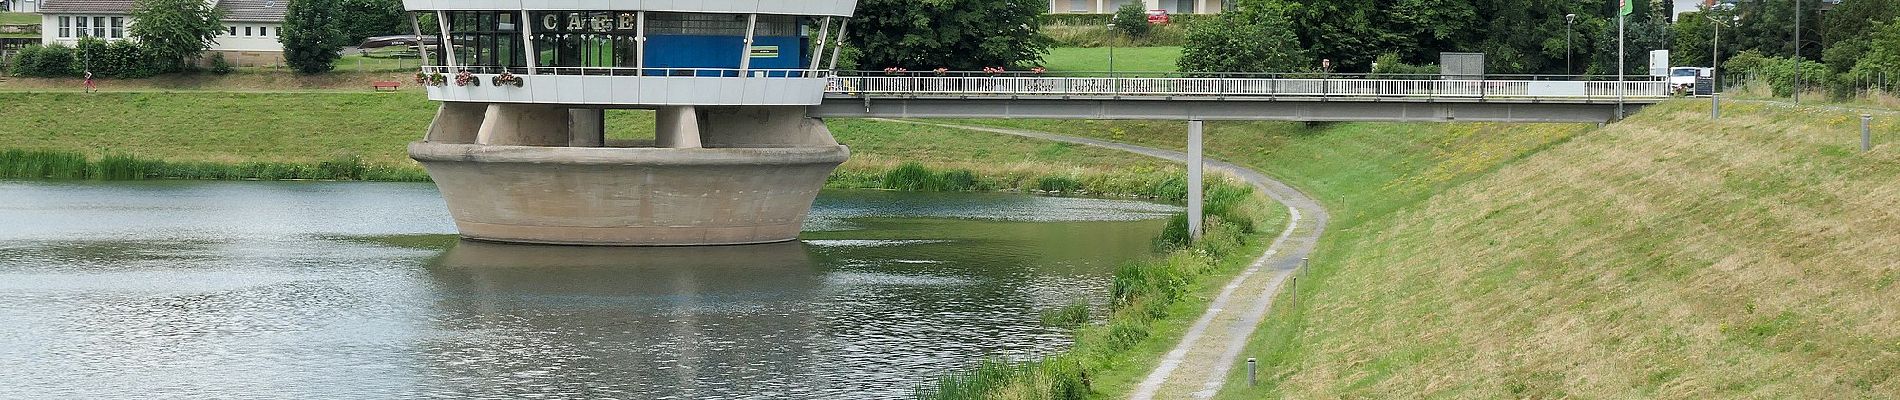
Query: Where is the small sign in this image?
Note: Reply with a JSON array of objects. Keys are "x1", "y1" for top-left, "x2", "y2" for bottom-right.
[
  {"x1": 749, "y1": 46, "x2": 780, "y2": 59},
  {"x1": 1619, "y1": 0, "x2": 1633, "y2": 16}
]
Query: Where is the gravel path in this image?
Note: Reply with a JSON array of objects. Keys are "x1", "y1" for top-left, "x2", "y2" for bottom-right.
[{"x1": 874, "y1": 119, "x2": 1330, "y2": 399}]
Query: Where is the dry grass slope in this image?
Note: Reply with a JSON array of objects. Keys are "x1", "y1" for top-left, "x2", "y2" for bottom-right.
[{"x1": 1248, "y1": 100, "x2": 1900, "y2": 398}]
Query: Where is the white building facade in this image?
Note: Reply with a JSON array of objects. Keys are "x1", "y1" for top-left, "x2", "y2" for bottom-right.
[
  {"x1": 1050, "y1": 0, "x2": 1225, "y2": 14},
  {"x1": 5, "y1": 0, "x2": 42, "y2": 13},
  {"x1": 38, "y1": 0, "x2": 286, "y2": 63}
]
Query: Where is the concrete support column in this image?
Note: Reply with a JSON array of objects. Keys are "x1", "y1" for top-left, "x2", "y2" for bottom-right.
[
  {"x1": 426, "y1": 102, "x2": 487, "y2": 144},
  {"x1": 569, "y1": 108, "x2": 605, "y2": 147},
  {"x1": 477, "y1": 104, "x2": 571, "y2": 146},
  {"x1": 1188, "y1": 119, "x2": 1204, "y2": 242},
  {"x1": 657, "y1": 106, "x2": 704, "y2": 149}
]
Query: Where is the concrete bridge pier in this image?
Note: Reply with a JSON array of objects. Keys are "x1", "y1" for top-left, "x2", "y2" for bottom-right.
[{"x1": 410, "y1": 102, "x2": 849, "y2": 246}]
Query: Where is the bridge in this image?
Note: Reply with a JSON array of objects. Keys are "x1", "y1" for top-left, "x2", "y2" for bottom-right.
[
  {"x1": 815, "y1": 72, "x2": 1669, "y2": 123},
  {"x1": 400, "y1": 1, "x2": 1672, "y2": 247}
]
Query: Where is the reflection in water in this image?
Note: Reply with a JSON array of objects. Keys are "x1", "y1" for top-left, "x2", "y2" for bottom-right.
[
  {"x1": 0, "y1": 181, "x2": 1177, "y2": 398},
  {"x1": 421, "y1": 241, "x2": 826, "y2": 398}
]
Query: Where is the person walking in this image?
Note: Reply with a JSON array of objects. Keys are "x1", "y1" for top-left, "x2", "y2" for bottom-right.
[{"x1": 83, "y1": 70, "x2": 96, "y2": 93}]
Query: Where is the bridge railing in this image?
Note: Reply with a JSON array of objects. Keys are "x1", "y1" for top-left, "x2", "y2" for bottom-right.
[{"x1": 825, "y1": 71, "x2": 1668, "y2": 100}]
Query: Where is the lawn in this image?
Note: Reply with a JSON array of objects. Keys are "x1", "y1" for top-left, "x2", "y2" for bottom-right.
[
  {"x1": 0, "y1": 11, "x2": 37, "y2": 25},
  {"x1": 1039, "y1": 46, "x2": 1182, "y2": 73},
  {"x1": 0, "y1": 92, "x2": 1179, "y2": 185}
]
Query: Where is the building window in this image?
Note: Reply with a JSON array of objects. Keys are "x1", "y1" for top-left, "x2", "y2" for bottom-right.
[
  {"x1": 228, "y1": 26, "x2": 236, "y2": 36},
  {"x1": 92, "y1": 17, "x2": 106, "y2": 38},
  {"x1": 259, "y1": 26, "x2": 269, "y2": 36},
  {"x1": 445, "y1": 11, "x2": 526, "y2": 69},
  {"x1": 73, "y1": 16, "x2": 87, "y2": 37},
  {"x1": 110, "y1": 17, "x2": 123, "y2": 38},
  {"x1": 245, "y1": 26, "x2": 252, "y2": 36},
  {"x1": 57, "y1": 16, "x2": 69, "y2": 38}
]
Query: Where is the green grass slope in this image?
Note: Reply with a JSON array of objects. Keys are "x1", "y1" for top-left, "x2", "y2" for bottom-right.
[
  {"x1": 0, "y1": 92, "x2": 1180, "y2": 190},
  {"x1": 1221, "y1": 100, "x2": 1900, "y2": 398}
]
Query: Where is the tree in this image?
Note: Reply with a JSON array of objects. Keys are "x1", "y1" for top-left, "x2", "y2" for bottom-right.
[
  {"x1": 1110, "y1": 3, "x2": 1151, "y2": 38},
  {"x1": 338, "y1": 0, "x2": 408, "y2": 44},
  {"x1": 1178, "y1": 0, "x2": 1306, "y2": 73},
  {"x1": 847, "y1": 0, "x2": 1052, "y2": 70},
  {"x1": 127, "y1": 0, "x2": 225, "y2": 71},
  {"x1": 280, "y1": 0, "x2": 346, "y2": 74}
]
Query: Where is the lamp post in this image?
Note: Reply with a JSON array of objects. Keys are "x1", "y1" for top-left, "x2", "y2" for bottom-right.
[
  {"x1": 1710, "y1": 13, "x2": 1722, "y2": 119},
  {"x1": 1566, "y1": 13, "x2": 1576, "y2": 75},
  {"x1": 1793, "y1": 0, "x2": 1802, "y2": 103},
  {"x1": 1105, "y1": 23, "x2": 1117, "y2": 77}
]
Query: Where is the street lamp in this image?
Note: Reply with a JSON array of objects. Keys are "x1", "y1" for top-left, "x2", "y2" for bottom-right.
[
  {"x1": 1566, "y1": 14, "x2": 1576, "y2": 75},
  {"x1": 1709, "y1": 13, "x2": 1724, "y2": 119},
  {"x1": 1105, "y1": 23, "x2": 1117, "y2": 77}
]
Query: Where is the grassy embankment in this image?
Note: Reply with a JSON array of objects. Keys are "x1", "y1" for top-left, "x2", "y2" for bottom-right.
[
  {"x1": 1203, "y1": 100, "x2": 1900, "y2": 398},
  {"x1": 1038, "y1": 47, "x2": 1182, "y2": 73},
  {"x1": 913, "y1": 118, "x2": 1592, "y2": 399},
  {"x1": 965, "y1": 100, "x2": 1900, "y2": 397},
  {"x1": 0, "y1": 11, "x2": 36, "y2": 25},
  {"x1": 0, "y1": 92, "x2": 1200, "y2": 197}
]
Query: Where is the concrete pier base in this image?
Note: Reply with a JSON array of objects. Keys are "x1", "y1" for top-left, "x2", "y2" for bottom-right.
[
  {"x1": 411, "y1": 102, "x2": 848, "y2": 246},
  {"x1": 412, "y1": 143, "x2": 848, "y2": 246}
]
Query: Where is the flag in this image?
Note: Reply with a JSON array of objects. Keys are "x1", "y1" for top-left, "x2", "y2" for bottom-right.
[{"x1": 1619, "y1": 0, "x2": 1634, "y2": 16}]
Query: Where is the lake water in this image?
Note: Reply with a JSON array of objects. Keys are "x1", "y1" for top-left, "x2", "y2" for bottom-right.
[{"x1": 0, "y1": 181, "x2": 1177, "y2": 399}]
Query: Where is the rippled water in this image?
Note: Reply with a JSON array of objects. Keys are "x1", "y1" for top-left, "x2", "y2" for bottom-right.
[{"x1": 0, "y1": 181, "x2": 1177, "y2": 399}]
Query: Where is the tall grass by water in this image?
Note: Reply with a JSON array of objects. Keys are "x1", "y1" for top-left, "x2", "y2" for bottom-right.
[
  {"x1": 0, "y1": 149, "x2": 428, "y2": 181},
  {"x1": 915, "y1": 181, "x2": 1282, "y2": 399}
]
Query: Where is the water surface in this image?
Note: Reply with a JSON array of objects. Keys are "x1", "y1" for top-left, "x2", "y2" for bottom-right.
[{"x1": 0, "y1": 181, "x2": 1176, "y2": 398}]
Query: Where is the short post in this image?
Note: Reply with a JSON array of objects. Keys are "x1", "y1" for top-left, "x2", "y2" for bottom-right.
[
  {"x1": 1247, "y1": 358, "x2": 1258, "y2": 387},
  {"x1": 1864, "y1": 114, "x2": 1875, "y2": 152},
  {"x1": 1188, "y1": 120, "x2": 1205, "y2": 242}
]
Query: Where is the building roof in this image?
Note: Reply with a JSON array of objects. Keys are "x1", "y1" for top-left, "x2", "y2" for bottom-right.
[
  {"x1": 218, "y1": 0, "x2": 286, "y2": 23},
  {"x1": 38, "y1": 0, "x2": 137, "y2": 14},
  {"x1": 38, "y1": 0, "x2": 285, "y2": 23}
]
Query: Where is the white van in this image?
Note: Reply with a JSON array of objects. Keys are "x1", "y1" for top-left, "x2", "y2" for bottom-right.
[{"x1": 1670, "y1": 67, "x2": 1713, "y2": 93}]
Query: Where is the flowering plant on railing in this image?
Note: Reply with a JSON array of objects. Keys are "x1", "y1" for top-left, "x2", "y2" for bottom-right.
[
  {"x1": 491, "y1": 71, "x2": 524, "y2": 88},
  {"x1": 416, "y1": 71, "x2": 447, "y2": 86},
  {"x1": 883, "y1": 67, "x2": 908, "y2": 76},
  {"x1": 454, "y1": 71, "x2": 481, "y2": 87},
  {"x1": 933, "y1": 67, "x2": 949, "y2": 76},
  {"x1": 1030, "y1": 67, "x2": 1046, "y2": 75},
  {"x1": 982, "y1": 66, "x2": 1006, "y2": 76}
]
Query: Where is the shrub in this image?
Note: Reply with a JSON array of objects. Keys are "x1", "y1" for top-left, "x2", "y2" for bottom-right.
[
  {"x1": 13, "y1": 44, "x2": 80, "y2": 77},
  {"x1": 208, "y1": 52, "x2": 234, "y2": 74},
  {"x1": 1370, "y1": 52, "x2": 1440, "y2": 77},
  {"x1": 1110, "y1": 3, "x2": 1151, "y2": 38}
]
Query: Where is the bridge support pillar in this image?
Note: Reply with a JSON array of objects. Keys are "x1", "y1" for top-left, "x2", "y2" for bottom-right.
[
  {"x1": 1188, "y1": 119, "x2": 1204, "y2": 242},
  {"x1": 568, "y1": 108, "x2": 605, "y2": 147}
]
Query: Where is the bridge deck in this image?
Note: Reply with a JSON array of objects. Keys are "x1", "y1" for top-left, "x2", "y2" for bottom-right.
[{"x1": 815, "y1": 75, "x2": 1667, "y2": 123}]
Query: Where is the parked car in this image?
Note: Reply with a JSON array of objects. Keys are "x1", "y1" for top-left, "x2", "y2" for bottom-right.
[{"x1": 1145, "y1": 9, "x2": 1170, "y2": 24}]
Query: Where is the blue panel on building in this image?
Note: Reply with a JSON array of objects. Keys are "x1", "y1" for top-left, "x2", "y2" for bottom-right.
[{"x1": 646, "y1": 35, "x2": 806, "y2": 75}]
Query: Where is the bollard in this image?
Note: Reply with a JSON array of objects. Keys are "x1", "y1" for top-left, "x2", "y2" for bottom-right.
[
  {"x1": 1247, "y1": 358, "x2": 1258, "y2": 387},
  {"x1": 1864, "y1": 114, "x2": 1875, "y2": 152}
]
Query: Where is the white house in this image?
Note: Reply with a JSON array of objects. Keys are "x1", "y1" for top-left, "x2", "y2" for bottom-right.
[
  {"x1": 39, "y1": 0, "x2": 288, "y2": 64},
  {"x1": 1051, "y1": 0, "x2": 1226, "y2": 14},
  {"x1": 6, "y1": 0, "x2": 43, "y2": 13}
]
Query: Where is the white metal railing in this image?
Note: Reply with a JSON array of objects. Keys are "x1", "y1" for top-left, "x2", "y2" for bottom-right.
[
  {"x1": 419, "y1": 65, "x2": 831, "y2": 78},
  {"x1": 824, "y1": 75, "x2": 1670, "y2": 101}
]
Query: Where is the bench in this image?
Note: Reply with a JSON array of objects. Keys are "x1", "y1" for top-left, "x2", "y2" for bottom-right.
[{"x1": 371, "y1": 81, "x2": 402, "y2": 91}]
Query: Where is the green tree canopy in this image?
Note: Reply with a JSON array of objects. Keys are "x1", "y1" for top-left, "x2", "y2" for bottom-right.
[
  {"x1": 1177, "y1": 0, "x2": 1307, "y2": 73},
  {"x1": 280, "y1": 0, "x2": 347, "y2": 74},
  {"x1": 338, "y1": 0, "x2": 409, "y2": 44},
  {"x1": 1110, "y1": 3, "x2": 1151, "y2": 38},
  {"x1": 847, "y1": 0, "x2": 1052, "y2": 70},
  {"x1": 127, "y1": 0, "x2": 225, "y2": 70}
]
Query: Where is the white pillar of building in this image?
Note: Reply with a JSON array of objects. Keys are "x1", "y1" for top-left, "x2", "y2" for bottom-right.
[
  {"x1": 1145, "y1": 0, "x2": 1162, "y2": 11},
  {"x1": 656, "y1": 106, "x2": 704, "y2": 149}
]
